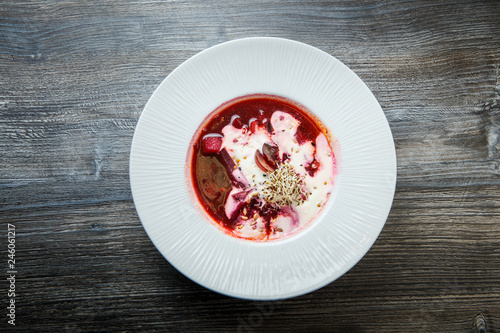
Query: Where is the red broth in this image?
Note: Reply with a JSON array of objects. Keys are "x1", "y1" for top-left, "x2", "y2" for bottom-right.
[{"x1": 189, "y1": 94, "x2": 334, "y2": 240}]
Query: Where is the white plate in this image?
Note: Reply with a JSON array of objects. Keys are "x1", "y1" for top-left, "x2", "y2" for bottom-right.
[{"x1": 130, "y1": 37, "x2": 396, "y2": 300}]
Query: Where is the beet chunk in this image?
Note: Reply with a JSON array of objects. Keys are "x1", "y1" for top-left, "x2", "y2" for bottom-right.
[
  {"x1": 201, "y1": 135, "x2": 223, "y2": 155},
  {"x1": 219, "y1": 148, "x2": 249, "y2": 187},
  {"x1": 231, "y1": 116, "x2": 243, "y2": 129},
  {"x1": 263, "y1": 119, "x2": 274, "y2": 133},
  {"x1": 250, "y1": 119, "x2": 259, "y2": 133},
  {"x1": 262, "y1": 143, "x2": 279, "y2": 168},
  {"x1": 255, "y1": 149, "x2": 275, "y2": 172}
]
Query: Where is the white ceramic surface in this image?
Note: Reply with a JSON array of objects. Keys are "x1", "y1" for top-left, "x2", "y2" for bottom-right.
[{"x1": 130, "y1": 37, "x2": 397, "y2": 300}]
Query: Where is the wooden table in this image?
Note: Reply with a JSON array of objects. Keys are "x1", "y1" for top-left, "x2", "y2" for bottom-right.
[{"x1": 1, "y1": 1, "x2": 499, "y2": 332}]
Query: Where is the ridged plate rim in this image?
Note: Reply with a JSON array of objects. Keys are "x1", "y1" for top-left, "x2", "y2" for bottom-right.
[{"x1": 130, "y1": 37, "x2": 397, "y2": 300}]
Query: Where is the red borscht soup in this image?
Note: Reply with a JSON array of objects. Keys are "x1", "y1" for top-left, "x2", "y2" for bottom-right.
[{"x1": 188, "y1": 94, "x2": 337, "y2": 241}]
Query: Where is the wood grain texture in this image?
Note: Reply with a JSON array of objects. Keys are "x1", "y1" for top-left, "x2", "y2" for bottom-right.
[{"x1": 1, "y1": 0, "x2": 499, "y2": 332}]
